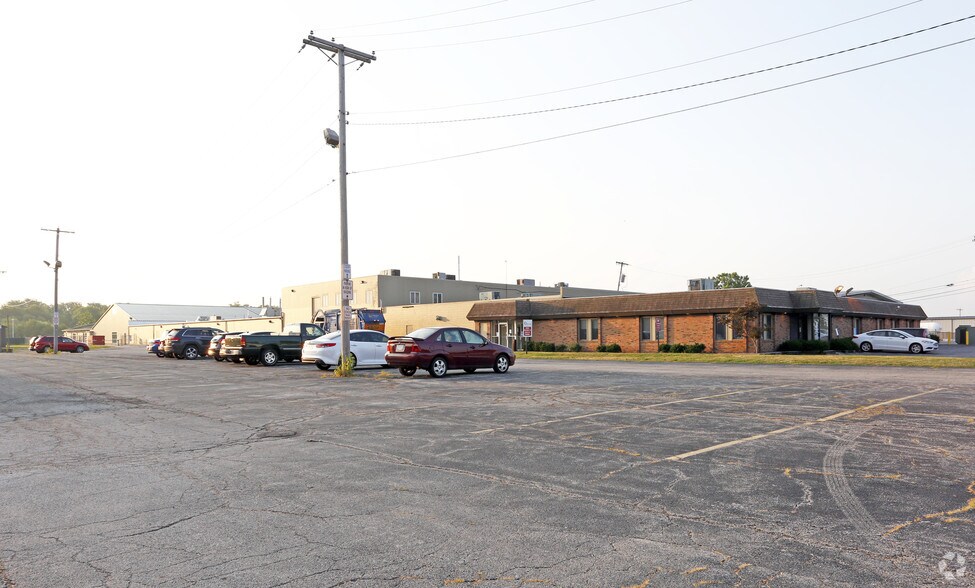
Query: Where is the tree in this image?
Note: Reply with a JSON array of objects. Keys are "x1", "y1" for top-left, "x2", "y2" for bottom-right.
[
  {"x1": 710, "y1": 272, "x2": 752, "y2": 289},
  {"x1": 722, "y1": 301, "x2": 763, "y2": 353}
]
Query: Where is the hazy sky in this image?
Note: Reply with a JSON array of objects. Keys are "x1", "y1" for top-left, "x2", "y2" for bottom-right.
[{"x1": 2, "y1": 0, "x2": 973, "y2": 317}]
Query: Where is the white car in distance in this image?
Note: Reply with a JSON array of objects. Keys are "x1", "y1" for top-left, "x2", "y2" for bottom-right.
[
  {"x1": 852, "y1": 329, "x2": 939, "y2": 354},
  {"x1": 301, "y1": 329, "x2": 391, "y2": 370}
]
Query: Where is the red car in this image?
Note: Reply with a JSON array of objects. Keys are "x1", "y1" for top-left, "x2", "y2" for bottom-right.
[
  {"x1": 385, "y1": 327, "x2": 514, "y2": 378},
  {"x1": 30, "y1": 336, "x2": 90, "y2": 353}
]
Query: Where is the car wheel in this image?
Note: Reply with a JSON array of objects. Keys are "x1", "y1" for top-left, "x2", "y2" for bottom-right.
[
  {"x1": 493, "y1": 354, "x2": 510, "y2": 373},
  {"x1": 183, "y1": 345, "x2": 200, "y2": 360},
  {"x1": 341, "y1": 353, "x2": 357, "y2": 370},
  {"x1": 231, "y1": 357, "x2": 243, "y2": 364},
  {"x1": 315, "y1": 360, "x2": 331, "y2": 371},
  {"x1": 463, "y1": 368, "x2": 477, "y2": 373},
  {"x1": 859, "y1": 342, "x2": 872, "y2": 352},
  {"x1": 398, "y1": 366, "x2": 417, "y2": 377},
  {"x1": 909, "y1": 342, "x2": 923, "y2": 354},
  {"x1": 75, "y1": 346, "x2": 86, "y2": 353},
  {"x1": 428, "y1": 356, "x2": 448, "y2": 378},
  {"x1": 37, "y1": 346, "x2": 49, "y2": 354},
  {"x1": 260, "y1": 348, "x2": 279, "y2": 366},
  {"x1": 244, "y1": 357, "x2": 259, "y2": 365},
  {"x1": 156, "y1": 351, "x2": 165, "y2": 358}
]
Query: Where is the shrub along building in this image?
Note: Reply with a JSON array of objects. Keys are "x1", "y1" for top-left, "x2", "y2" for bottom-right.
[{"x1": 467, "y1": 287, "x2": 927, "y2": 353}]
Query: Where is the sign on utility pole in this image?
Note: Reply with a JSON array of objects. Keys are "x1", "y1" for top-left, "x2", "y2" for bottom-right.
[{"x1": 301, "y1": 34, "x2": 375, "y2": 366}]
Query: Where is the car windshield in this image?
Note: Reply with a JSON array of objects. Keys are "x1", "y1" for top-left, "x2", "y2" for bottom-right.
[{"x1": 406, "y1": 327, "x2": 440, "y2": 340}]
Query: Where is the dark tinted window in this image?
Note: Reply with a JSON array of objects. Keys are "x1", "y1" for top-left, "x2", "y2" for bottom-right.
[{"x1": 350, "y1": 332, "x2": 366, "y2": 342}]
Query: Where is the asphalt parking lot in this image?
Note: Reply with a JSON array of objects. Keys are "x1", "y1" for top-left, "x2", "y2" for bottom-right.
[{"x1": 1, "y1": 348, "x2": 973, "y2": 587}]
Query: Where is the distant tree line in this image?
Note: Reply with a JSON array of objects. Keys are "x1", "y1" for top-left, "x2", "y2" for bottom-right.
[{"x1": 1, "y1": 299, "x2": 109, "y2": 339}]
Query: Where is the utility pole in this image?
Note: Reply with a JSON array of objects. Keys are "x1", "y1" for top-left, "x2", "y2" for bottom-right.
[
  {"x1": 302, "y1": 33, "x2": 375, "y2": 366},
  {"x1": 41, "y1": 227, "x2": 74, "y2": 354},
  {"x1": 615, "y1": 261, "x2": 628, "y2": 291}
]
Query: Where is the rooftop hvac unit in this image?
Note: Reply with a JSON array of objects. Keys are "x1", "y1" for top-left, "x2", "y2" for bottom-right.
[
  {"x1": 432, "y1": 272, "x2": 447, "y2": 279},
  {"x1": 380, "y1": 269, "x2": 401, "y2": 276},
  {"x1": 479, "y1": 291, "x2": 502, "y2": 300},
  {"x1": 516, "y1": 278, "x2": 536, "y2": 286},
  {"x1": 445, "y1": 274, "x2": 456, "y2": 280},
  {"x1": 555, "y1": 282, "x2": 569, "y2": 287},
  {"x1": 688, "y1": 278, "x2": 715, "y2": 291}
]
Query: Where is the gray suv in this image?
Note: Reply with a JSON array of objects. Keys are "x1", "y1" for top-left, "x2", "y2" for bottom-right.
[{"x1": 162, "y1": 327, "x2": 224, "y2": 359}]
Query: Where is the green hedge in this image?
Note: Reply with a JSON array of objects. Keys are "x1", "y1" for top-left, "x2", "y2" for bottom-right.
[
  {"x1": 658, "y1": 342, "x2": 705, "y2": 354},
  {"x1": 829, "y1": 337, "x2": 858, "y2": 352},
  {"x1": 777, "y1": 340, "x2": 830, "y2": 353}
]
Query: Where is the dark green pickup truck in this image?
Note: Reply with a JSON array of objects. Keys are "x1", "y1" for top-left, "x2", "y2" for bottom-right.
[{"x1": 221, "y1": 323, "x2": 325, "y2": 366}]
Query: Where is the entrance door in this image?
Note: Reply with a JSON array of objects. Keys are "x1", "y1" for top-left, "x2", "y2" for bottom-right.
[{"x1": 498, "y1": 323, "x2": 509, "y2": 349}]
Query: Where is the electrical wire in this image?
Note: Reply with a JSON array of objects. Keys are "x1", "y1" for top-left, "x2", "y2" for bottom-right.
[
  {"x1": 353, "y1": 14, "x2": 975, "y2": 126},
  {"x1": 775, "y1": 241, "x2": 971, "y2": 281},
  {"x1": 350, "y1": 36, "x2": 975, "y2": 175},
  {"x1": 328, "y1": 0, "x2": 511, "y2": 31},
  {"x1": 901, "y1": 284, "x2": 975, "y2": 302},
  {"x1": 892, "y1": 278, "x2": 975, "y2": 297},
  {"x1": 340, "y1": 0, "x2": 599, "y2": 38},
  {"x1": 377, "y1": 0, "x2": 694, "y2": 51},
  {"x1": 357, "y1": 0, "x2": 927, "y2": 114}
]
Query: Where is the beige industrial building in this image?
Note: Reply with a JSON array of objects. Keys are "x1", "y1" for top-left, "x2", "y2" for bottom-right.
[
  {"x1": 66, "y1": 303, "x2": 282, "y2": 346},
  {"x1": 282, "y1": 270, "x2": 629, "y2": 337}
]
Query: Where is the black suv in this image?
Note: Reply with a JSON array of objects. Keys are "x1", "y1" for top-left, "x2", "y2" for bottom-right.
[{"x1": 162, "y1": 327, "x2": 224, "y2": 359}]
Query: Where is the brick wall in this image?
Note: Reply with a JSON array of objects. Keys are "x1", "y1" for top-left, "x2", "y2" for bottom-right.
[
  {"x1": 602, "y1": 317, "x2": 640, "y2": 352},
  {"x1": 670, "y1": 315, "x2": 714, "y2": 352}
]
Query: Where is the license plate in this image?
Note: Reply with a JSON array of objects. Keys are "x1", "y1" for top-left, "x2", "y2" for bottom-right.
[{"x1": 395, "y1": 344, "x2": 405, "y2": 352}]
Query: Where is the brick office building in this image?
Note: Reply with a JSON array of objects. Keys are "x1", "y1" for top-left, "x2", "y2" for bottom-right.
[{"x1": 467, "y1": 287, "x2": 926, "y2": 353}]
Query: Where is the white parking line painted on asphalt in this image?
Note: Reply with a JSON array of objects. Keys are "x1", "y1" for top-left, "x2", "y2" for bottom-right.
[
  {"x1": 470, "y1": 384, "x2": 795, "y2": 434},
  {"x1": 664, "y1": 388, "x2": 947, "y2": 462}
]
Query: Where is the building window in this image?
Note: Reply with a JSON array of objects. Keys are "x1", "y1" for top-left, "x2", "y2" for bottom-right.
[
  {"x1": 853, "y1": 318, "x2": 862, "y2": 335},
  {"x1": 578, "y1": 318, "x2": 599, "y2": 341},
  {"x1": 366, "y1": 291, "x2": 374, "y2": 306},
  {"x1": 761, "y1": 314, "x2": 773, "y2": 340},
  {"x1": 432, "y1": 292, "x2": 444, "y2": 303},
  {"x1": 715, "y1": 315, "x2": 729, "y2": 341},
  {"x1": 111, "y1": 331, "x2": 118, "y2": 344},
  {"x1": 640, "y1": 316, "x2": 664, "y2": 340},
  {"x1": 409, "y1": 291, "x2": 421, "y2": 304}
]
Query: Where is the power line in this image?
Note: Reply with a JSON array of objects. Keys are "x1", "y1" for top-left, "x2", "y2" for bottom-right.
[
  {"x1": 775, "y1": 240, "x2": 971, "y2": 281},
  {"x1": 353, "y1": 14, "x2": 975, "y2": 126},
  {"x1": 350, "y1": 36, "x2": 975, "y2": 175},
  {"x1": 356, "y1": 0, "x2": 927, "y2": 114},
  {"x1": 902, "y1": 284, "x2": 975, "y2": 302},
  {"x1": 340, "y1": 0, "x2": 599, "y2": 38},
  {"x1": 377, "y1": 0, "x2": 694, "y2": 51},
  {"x1": 328, "y1": 0, "x2": 511, "y2": 31}
]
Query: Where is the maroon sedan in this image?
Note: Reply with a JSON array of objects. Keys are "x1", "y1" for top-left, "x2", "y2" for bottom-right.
[
  {"x1": 385, "y1": 327, "x2": 514, "y2": 377},
  {"x1": 30, "y1": 336, "x2": 89, "y2": 353}
]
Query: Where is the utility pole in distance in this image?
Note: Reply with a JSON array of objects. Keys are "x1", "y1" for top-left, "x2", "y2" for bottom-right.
[
  {"x1": 616, "y1": 261, "x2": 628, "y2": 291},
  {"x1": 41, "y1": 227, "x2": 74, "y2": 354},
  {"x1": 302, "y1": 33, "x2": 375, "y2": 368}
]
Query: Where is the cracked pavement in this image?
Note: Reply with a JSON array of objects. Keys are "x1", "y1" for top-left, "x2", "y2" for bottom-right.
[{"x1": 1, "y1": 348, "x2": 973, "y2": 587}]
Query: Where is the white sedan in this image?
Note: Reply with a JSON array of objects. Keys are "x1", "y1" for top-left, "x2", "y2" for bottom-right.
[
  {"x1": 301, "y1": 329, "x2": 390, "y2": 370},
  {"x1": 852, "y1": 329, "x2": 938, "y2": 354}
]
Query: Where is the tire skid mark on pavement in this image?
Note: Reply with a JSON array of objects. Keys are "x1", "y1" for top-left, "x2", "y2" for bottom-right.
[
  {"x1": 598, "y1": 388, "x2": 947, "y2": 480},
  {"x1": 470, "y1": 384, "x2": 797, "y2": 435},
  {"x1": 822, "y1": 423, "x2": 883, "y2": 538}
]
